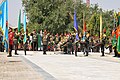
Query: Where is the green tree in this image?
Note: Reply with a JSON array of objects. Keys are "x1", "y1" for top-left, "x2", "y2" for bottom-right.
[
  {"x1": 22, "y1": 0, "x2": 114, "y2": 36},
  {"x1": 22, "y1": 0, "x2": 75, "y2": 34}
]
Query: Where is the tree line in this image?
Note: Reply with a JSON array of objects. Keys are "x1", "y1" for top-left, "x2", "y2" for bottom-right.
[{"x1": 22, "y1": 0, "x2": 115, "y2": 36}]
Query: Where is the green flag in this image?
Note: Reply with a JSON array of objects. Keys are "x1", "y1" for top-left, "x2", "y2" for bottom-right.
[
  {"x1": 23, "y1": 12, "x2": 26, "y2": 44},
  {"x1": 112, "y1": 34, "x2": 117, "y2": 48},
  {"x1": 18, "y1": 10, "x2": 21, "y2": 33},
  {"x1": 117, "y1": 35, "x2": 120, "y2": 54},
  {"x1": 117, "y1": 12, "x2": 120, "y2": 54}
]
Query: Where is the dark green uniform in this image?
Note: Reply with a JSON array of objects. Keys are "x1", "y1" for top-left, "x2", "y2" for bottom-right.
[
  {"x1": 32, "y1": 33, "x2": 37, "y2": 51},
  {"x1": 0, "y1": 31, "x2": 3, "y2": 52},
  {"x1": 14, "y1": 32, "x2": 19, "y2": 55},
  {"x1": 84, "y1": 36, "x2": 89, "y2": 56},
  {"x1": 101, "y1": 34, "x2": 106, "y2": 56}
]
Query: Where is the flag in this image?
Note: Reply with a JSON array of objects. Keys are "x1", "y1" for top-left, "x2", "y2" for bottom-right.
[
  {"x1": 118, "y1": 12, "x2": 120, "y2": 26},
  {"x1": 83, "y1": 20, "x2": 86, "y2": 35},
  {"x1": 112, "y1": 29, "x2": 117, "y2": 48},
  {"x1": 86, "y1": 0, "x2": 90, "y2": 7},
  {"x1": 1, "y1": 0, "x2": 6, "y2": 32},
  {"x1": 100, "y1": 14, "x2": 102, "y2": 41},
  {"x1": 114, "y1": 11, "x2": 117, "y2": 27},
  {"x1": 74, "y1": 10, "x2": 79, "y2": 40},
  {"x1": 5, "y1": 0, "x2": 8, "y2": 52},
  {"x1": 23, "y1": 12, "x2": 27, "y2": 44},
  {"x1": 18, "y1": 10, "x2": 21, "y2": 33},
  {"x1": 0, "y1": 3, "x2": 2, "y2": 28},
  {"x1": 82, "y1": 12, "x2": 86, "y2": 41},
  {"x1": 0, "y1": 0, "x2": 8, "y2": 52}
]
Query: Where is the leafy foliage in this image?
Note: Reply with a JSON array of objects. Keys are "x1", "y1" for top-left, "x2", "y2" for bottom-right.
[{"x1": 22, "y1": 0, "x2": 114, "y2": 36}]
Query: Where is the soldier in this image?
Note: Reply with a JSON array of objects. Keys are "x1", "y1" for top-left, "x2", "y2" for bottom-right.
[
  {"x1": 71, "y1": 34, "x2": 75, "y2": 54},
  {"x1": 42, "y1": 30, "x2": 48, "y2": 55},
  {"x1": 0, "y1": 30, "x2": 3, "y2": 52},
  {"x1": 24, "y1": 31, "x2": 29, "y2": 55},
  {"x1": 84, "y1": 33, "x2": 90, "y2": 56},
  {"x1": 108, "y1": 37, "x2": 112, "y2": 54},
  {"x1": 13, "y1": 29, "x2": 19, "y2": 55},
  {"x1": 67, "y1": 33, "x2": 73, "y2": 54},
  {"x1": 37, "y1": 30, "x2": 43, "y2": 51},
  {"x1": 7, "y1": 28, "x2": 14, "y2": 57},
  {"x1": 101, "y1": 32, "x2": 106, "y2": 56},
  {"x1": 54, "y1": 33, "x2": 60, "y2": 51},
  {"x1": 32, "y1": 30, "x2": 37, "y2": 51},
  {"x1": 112, "y1": 28, "x2": 118, "y2": 57},
  {"x1": 74, "y1": 33, "x2": 80, "y2": 56}
]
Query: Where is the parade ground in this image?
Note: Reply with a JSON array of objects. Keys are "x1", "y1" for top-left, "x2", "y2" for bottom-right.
[{"x1": 0, "y1": 51, "x2": 120, "y2": 80}]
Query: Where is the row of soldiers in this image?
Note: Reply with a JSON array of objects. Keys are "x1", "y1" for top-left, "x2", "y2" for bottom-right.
[
  {"x1": 0, "y1": 27, "x2": 119, "y2": 57},
  {"x1": 45, "y1": 30, "x2": 119, "y2": 57},
  {"x1": 42, "y1": 30, "x2": 109, "y2": 56}
]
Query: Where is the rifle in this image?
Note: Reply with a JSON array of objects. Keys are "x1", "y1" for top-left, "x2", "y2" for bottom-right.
[
  {"x1": 91, "y1": 42, "x2": 102, "y2": 49},
  {"x1": 105, "y1": 43, "x2": 112, "y2": 49}
]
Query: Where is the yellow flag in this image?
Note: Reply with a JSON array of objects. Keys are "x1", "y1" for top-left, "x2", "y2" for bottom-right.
[
  {"x1": 100, "y1": 14, "x2": 102, "y2": 41},
  {"x1": 114, "y1": 11, "x2": 117, "y2": 18}
]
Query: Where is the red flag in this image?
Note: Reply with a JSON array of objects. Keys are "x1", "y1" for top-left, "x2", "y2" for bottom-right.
[
  {"x1": 112, "y1": 30, "x2": 115, "y2": 37},
  {"x1": 83, "y1": 21, "x2": 86, "y2": 32}
]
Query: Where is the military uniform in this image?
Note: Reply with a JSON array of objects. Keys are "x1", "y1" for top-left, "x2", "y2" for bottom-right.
[
  {"x1": 112, "y1": 32, "x2": 118, "y2": 57},
  {"x1": 101, "y1": 34, "x2": 106, "y2": 56},
  {"x1": 67, "y1": 37, "x2": 72, "y2": 54},
  {"x1": 54, "y1": 35, "x2": 60, "y2": 51},
  {"x1": 24, "y1": 35, "x2": 29, "y2": 55},
  {"x1": 84, "y1": 36, "x2": 89, "y2": 56},
  {"x1": 0, "y1": 31, "x2": 3, "y2": 52},
  {"x1": 8, "y1": 31, "x2": 14, "y2": 57},
  {"x1": 75, "y1": 41, "x2": 79, "y2": 56},
  {"x1": 32, "y1": 33, "x2": 37, "y2": 51},
  {"x1": 14, "y1": 32, "x2": 19, "y2": 55},
  {"x1": 42, "y1": 33, "x2": 48, "y2": 55}
]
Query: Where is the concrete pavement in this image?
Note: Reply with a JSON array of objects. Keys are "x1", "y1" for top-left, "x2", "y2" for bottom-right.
[
  {"x1": 18, "y1": 51, "x2": 120, "y2": 80},
  {"x1": 0, "y1": 52, "x2": 43, "y2": 80},
  {"x1": 1, "y1": 50, "x2": 120, "y2": 80}
]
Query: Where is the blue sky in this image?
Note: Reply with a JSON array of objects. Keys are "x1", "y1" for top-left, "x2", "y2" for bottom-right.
[
  {"x1": 8, "y1": 0, "x2": 22, "y2": 27},
  {"x1": 1, "y1": 0, "x2": 120, "y2": 27},
  {"x1": 83, "y1": 0, "x2": 120, "y2": 12}
]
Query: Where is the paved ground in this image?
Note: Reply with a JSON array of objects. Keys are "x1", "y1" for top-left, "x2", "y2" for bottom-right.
[
  {"x1": 18, "y1": 51, "x2": 120, "y2": 80},
  {"x1": 1, "y1": 50, "x2": 120, "y2": 80},
  {"x1": 0, "y1": 52, "x2": 43, "y2": 80}
]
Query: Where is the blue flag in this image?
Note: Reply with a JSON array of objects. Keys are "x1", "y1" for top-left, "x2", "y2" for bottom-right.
[
  {"x1": 0, "y1": 4, "x2": 2, "y2": 28},
  {"x1": 0, "y1": 0, "x2": 8, "y2": 52},
  {"x1": 74, "y1": 10, "x2": 79, "y2": 40},
  {"x1": 5, "y1": 0, "x2": 8, "y2": 52}
]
